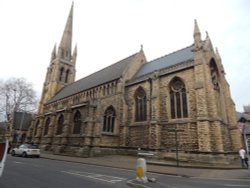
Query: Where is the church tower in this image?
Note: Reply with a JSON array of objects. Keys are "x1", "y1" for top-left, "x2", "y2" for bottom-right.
[{"x1": 37, "y1": 3, "x2": 77, "y2": 113}]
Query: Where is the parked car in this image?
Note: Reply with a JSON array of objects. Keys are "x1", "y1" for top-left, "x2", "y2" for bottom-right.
[{"x1": 11, "y1": 144, "x2": 40, "y2": 158}]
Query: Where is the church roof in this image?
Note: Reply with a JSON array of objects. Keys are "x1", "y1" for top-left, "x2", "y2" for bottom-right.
[
  {"x1": 134, "y1": 45, "x2": 194, "y2": 78},
  {"x1": 47, "y1": 53, "x2": 138, "y2": 104},
  {"x1": 47, "y1": 45, "x2": 194, "y2": 104}
]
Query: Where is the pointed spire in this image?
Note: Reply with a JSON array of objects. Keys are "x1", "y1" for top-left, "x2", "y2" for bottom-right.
[
  {"x1": 205, "y1": 31, "x2": 210, "y2": 40},
  {"x1": 193, "y1": 19, "x2": 202, "y2": 49},
  {"x1": 215, "y1": 47, "x2": 221, "y2": 59},
  {"x1": 72, "y1": 44, "x2": 77, "y2": 64},
  {"x1": 204, "y1": 31, "x2": 213, "y2": 51},
  {"x1": 50, "y1": 43, "x2": 57, "y2": 62},
  {"x1": 59, "y1": 2, "x2": 74, "y2": 59},
  {"x1": 204, "y1": 31, "x2": 210, "y2": 44},
  {"x1": 140, "y1": 44, "x2": 143, "y2": 51}
]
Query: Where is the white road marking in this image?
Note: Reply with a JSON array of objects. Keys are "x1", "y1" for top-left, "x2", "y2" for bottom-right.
[
  {"x1": 224, "y1": 184, "x2": 250, "y2": 187},
  {"x1": 191, "y1": 176, "x2": 250, "y2": 182},
  {"x1": 127, "y1": 179, "x2": 151, "y2": 188},
  {"x1": 61, "y1": 170, "x2": 126, "y2": 184},
  {"x1": 13, "y1": 161, "x2": 25, "y2": 164}
]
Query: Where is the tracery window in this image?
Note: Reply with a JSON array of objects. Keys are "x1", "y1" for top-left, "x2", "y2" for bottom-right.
[
  {"x1": 56, "y1": 114, "x2": 64, "y2": 135},
  {"x1": 135, "y1": 87, "x2": 147, "y2": 122},
  {"x1": 103, "y1": 106, "x2": 115, "y2": 133},
  {"x1": 44, "y1": 117, "x2": 50, "y2": 136},
  {"x1": 73, "y1": 111, "x2": 82, "y2": 134},
  {"x1": 170, "y1": 78, "x2": 188, "y2": 119}
]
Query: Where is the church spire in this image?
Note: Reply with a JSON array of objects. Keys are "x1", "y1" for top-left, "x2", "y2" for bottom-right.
[
  {"x1": 193, "y1": 19, "x2": 202, "y2": 49},
  {"x1": 58, "y1": 2, "x2": 74, "y2": 60},
  {"x1": 37, "y1": 3, "x2": 76, "y2": 114}
]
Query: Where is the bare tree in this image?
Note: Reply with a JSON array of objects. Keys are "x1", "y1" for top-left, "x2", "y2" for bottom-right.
[{"x1": 0, "y1": 78, "x2": 38, "y2": 121}]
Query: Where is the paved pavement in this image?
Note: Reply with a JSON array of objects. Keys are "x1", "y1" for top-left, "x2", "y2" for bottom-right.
[{"x1": 40, "y1": 152, "x2": 250, "y2": 181}]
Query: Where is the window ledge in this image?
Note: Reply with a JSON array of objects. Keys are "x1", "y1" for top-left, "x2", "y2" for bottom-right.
[{"x1": 101, "y1": 132, "x2": 118, "y2": 136}]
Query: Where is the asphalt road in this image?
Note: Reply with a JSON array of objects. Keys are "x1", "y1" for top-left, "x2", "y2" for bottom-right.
[{"x1": 0, "y1": 155, "x2": 249, "y2": 188}]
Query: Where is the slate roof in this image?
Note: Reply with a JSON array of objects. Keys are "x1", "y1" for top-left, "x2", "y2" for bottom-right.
[
  {"x1": 236, "y1": 112, "x2": 250, "y2": 121},
  {"x1": 236, "y1": 112, "x2": 250, "y2": 134},
  {"x1": 47, "y1": 45, "x2": 195, "y2": 104},
  {"x1": 134, "y1": 45, "x2": 194, "y2": 78},
  {"x1": 47, "y1": 53, "x2": 138, "y2": 104},
  {"x1": 245, "y1": 127, "x2": 250, "y2": 134}
]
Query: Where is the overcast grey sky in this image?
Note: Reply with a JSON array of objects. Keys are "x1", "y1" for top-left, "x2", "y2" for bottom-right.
[{"x1": 0, "y1": 0, "x2": 249, "y2": 112}]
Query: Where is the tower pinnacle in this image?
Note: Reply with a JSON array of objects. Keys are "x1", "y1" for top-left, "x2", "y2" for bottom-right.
[{"x1": 193, "y1": 19, "x2": 202, "y2": 49}]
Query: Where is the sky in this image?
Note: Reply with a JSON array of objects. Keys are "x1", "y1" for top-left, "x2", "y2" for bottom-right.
[{"x1": 0, "y1": 0, "x2": 249, "y2": 112}]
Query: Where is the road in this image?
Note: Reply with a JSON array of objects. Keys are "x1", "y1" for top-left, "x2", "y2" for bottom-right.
[{"x1": 0, "y1": 155, "x2": 249, "y2": 188}]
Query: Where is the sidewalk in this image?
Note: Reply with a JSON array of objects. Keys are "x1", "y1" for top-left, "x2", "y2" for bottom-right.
[{"x1": 40, "y1": 153, "x2": 250, "y2": 180}]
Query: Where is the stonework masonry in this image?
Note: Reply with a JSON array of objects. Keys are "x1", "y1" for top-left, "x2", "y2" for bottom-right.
[{"x1": 26, "y1": 5, "x2": 242, "y2": 164}]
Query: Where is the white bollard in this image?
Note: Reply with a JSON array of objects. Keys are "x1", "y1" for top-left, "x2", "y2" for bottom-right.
[{"x1": 136, "y1": 158, "x2": 148, "y2": 183}]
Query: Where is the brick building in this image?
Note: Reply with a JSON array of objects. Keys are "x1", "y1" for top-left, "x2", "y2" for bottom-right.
[{"x1": 27, "y1": 4, "x2": 242, "y2": 163}]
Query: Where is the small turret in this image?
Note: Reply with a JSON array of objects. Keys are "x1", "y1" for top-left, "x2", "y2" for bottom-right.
[
  {"x1": 193, "y1": 19, "x2": 202, "y2": 49},
  {"x1": 203, "y1": 31, "x2": 213, "y2": 52},
  {"x1": 72, "y1": 44, "x2": 77, "y2": 65},
  {"x1": 215, "y1": 47, "x2": 225, "y2": 74},
  {"x1": 215, "y1": 47, "x2": 221, "y2": 61}
]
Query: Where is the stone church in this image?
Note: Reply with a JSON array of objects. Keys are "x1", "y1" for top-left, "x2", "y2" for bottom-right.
[{"x1": 27, "y1": 4, "x2": 242, "y2": 163}]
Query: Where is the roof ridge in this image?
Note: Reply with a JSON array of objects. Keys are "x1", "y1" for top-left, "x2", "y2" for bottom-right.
[{"x1": 149, "y1": 44, "x2": 194, "y2": 63}]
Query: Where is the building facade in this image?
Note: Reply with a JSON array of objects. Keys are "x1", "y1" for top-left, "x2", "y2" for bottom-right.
[{"x1": 27, "y1": 4, "x2": 242, "y2": 163}]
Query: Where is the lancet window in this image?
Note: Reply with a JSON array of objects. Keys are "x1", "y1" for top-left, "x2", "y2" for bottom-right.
[
  {"x1": 170, "y1": 78, "x2": 188, "y2": 119},
  {"x1": 103, "y1": 106, "x2": 115, "y2": 133},
  {"x1": 56, "y1": 114, "x2": 64, "y2": 135},
  {"x1": 73, "y1": 111, "x2": 82, "y2": 134},
  {"x1": 135, "y1": 87, "x2": 147, "y2": 122}
]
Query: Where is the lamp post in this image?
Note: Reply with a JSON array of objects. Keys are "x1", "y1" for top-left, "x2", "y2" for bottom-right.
[
  {"x1": 168, "y1": 123, "x2": 184, "y2": 167},
  {"x1": 243, "y1": 125, "x2": 250, "y2": 170},
  {"x1": 17, "y1": 111, "x2": 25, "y2": 143}
]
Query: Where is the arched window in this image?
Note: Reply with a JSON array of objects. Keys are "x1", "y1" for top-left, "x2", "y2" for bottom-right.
[
  {"x1": 59, "y1": 67, "x2": 64, "y2": 81},
  {"x1": 56, "y1": 115, "x2": 64, "y2": 135},
  {"x1": 73, "y1": 111, "x2": 82, "y2": 134},
  {"x1": 170, "y1": 78, "x2": 188, "y2": 119},
  {"x1": 34, "y1": 120, "x2": 39, "y2": 136},
  {"x1": 135, "y1": 87, "x2": 147, "y2": 122},
  {"x1": 44, "y1": 117, "x2": 50, "y2": 136},
  {"x1": 65, "y1": 69, "x2": 70, "y2": 83},
  {"x1": 103, "y1": 106, "x2": 116, "y2": 133}
]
